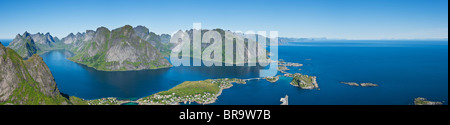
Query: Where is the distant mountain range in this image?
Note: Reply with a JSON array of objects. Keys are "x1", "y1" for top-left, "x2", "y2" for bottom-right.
[
  {"x1": 278, "y1": 37, "x2": 327, "y2": 44},
  {"x1": 8, "y1": 25, "x2": 173, "y2": 71}
]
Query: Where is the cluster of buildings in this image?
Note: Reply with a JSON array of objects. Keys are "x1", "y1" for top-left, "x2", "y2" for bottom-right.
[
  {"x1": 88, "y1": 97, "x2": 119, "y2": 105},
  {"x1": 140, "y1": 92, "x2": 217, "y2": 105}
]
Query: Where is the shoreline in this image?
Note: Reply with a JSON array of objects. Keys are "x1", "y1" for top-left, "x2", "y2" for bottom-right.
[
  {"x1": 41, "y1": 49, "x2": 173, "y2": 72},
  {"x1": 136, "y1": 78, "x2": 249, "y2": 105}
]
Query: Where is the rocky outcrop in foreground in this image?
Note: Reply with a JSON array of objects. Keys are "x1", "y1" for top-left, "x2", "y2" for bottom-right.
[{"x1": 414, "y1": 97, "x2": 443, "y2": 105}]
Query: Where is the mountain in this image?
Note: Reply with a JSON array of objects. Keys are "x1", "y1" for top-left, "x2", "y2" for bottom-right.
[
  {"x1": 9, "y1": 25, "x2": 172, "y2": 71},
  {"x1": 160, "y1": 34, "x2": 171, "y2": 44},
  {"x1": 8, "y1": 32, "x2": 40, "y2": 58},
  {"x1": 30, "y1": 32, "x2": 56, "y2": 47},
  {"x1": 7, "y1": 25, "x2": 271, "y2": 70},
  {"x1": 176, "y1": 28, "x2": 270, "y2": 64},
  {"x1": 278, "y1": 37, "x2": 327, "y2": 44},
  {"x1": 0, "y1": 43, "x2": 85, "y2": 105},
  {"x1": 66, "y1": 25, "x2": 172, "y2": 71}
]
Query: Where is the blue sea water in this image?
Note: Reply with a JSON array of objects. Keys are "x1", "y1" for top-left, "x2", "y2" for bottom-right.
[
  {"x1": 0, "y1": 39, "x2": 12, "y2": 46},
  {"x1": 215, "y1": 40, "x2": 448, "y2": 105},
  {"x1": 41, "y1": 51, "x2": 264, "y2": 100},
  {"x1": 39, "y1": 40, "x2": 448, "y2": 105}
]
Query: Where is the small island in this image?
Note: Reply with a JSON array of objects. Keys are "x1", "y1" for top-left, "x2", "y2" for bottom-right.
[
  {"x1": 278, "y1": 66, "x2": 290, "y2": 73},
  {"x1": 341, "y1": 82, "x2": 379, "y2": 87},
  {"x1": 278, "y1": 59, "x2": 303, "y2": 67},
  {"x1": 414, "y1": 97, "x2": 443, "y2": 105},
  {"x1": 287, "y1": 73, "x2": 319, "y2": 89},
  {"x1": 282, "y1": 62, "x2": 303, "y2": 67},
  {"x1": 360, "y1": 83, "x2": 379, "y2": 87},
  {"x1": 277, "y1": 59, "x2": 304, "y2": 74},
  {"x1": 265, "y1": 75, "x2": 280, "y2": 83}
]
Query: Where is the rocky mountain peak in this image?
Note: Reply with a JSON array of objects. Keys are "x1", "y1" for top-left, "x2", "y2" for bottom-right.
[
  {"x1": 14, "y1": 34, "x2": 22, "y2": 39},
  {"x1": 76, "y1": 32, "x2": 83, "y2": 37},
  {"x1": 160, "y1": 34, "x2": 171, "y2": 43},
  {"x1": 1, "y1": 45, "x2": 70, "y2": 104},
  {"x1": 86, "y1": 30, "x2": 95, "y2": 34},
  {"x1": 123, "y1": 25, "x2": 133, "y2": 30},
  {"x1": 109, "y1": 25, "x2": 135, "y2": 40}
]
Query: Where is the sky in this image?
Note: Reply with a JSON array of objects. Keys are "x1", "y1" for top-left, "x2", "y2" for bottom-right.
[{"x1": 0, "y1": 0, "x2": 448, "y2": 40}]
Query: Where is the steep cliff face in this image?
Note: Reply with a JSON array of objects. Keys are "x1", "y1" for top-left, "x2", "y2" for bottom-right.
[
  {"x1": 61, "y1": 33, "x2": 77, "y2": 44},
  {"x1": 24, "y1": 54, "x2": 60, "y2": 97},
  {"x1": 0, "y1": 43, "x2": 19, "y2": 102},
  {"x1": 0, "y1": 43, "x2": 71, "y2": 105},
  {"x1": 67, "y1": 25, "x2": 172, "y2": 71}
]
